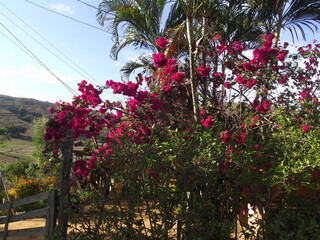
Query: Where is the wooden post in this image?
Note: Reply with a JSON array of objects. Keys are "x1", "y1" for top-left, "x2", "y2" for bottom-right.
[
  {"x1": 3, "y1": 201, "x2": 13, "y2": 240},
  {"x1": 58, "y1": 139, "x2": 73, "y2": 240},
  {"x1": 46, "y1": 189, "x2": 58, "y2": 239}
]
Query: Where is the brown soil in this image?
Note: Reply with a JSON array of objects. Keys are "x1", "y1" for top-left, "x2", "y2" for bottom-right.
[{"x1": 0, "y1": 218, "x2": 45, "y2": 240}]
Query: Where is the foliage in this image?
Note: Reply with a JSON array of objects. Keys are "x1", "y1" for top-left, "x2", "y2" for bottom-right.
[
  {"x1": 0, "y1": 128, "x2": 10, "y2": 146},
  {"x1": 1, "y1": 158, "x2": 33, "y2": 184},
  {"x1": 5, "y1": 125, "x2": 27, "y2": 138},
  {"x1": 31, "y1": 117, "x2": 60, "y2": 177},
  {"x1": 7, "y1": 176, "x2": 58, "y2": 212},
  {"x1": 45, "y1": 35, "x2": 320, "y2": 239}
]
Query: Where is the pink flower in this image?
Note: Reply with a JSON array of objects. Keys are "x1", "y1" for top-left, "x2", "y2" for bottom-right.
[
  {"x1": 278, "y1": 76, "x2": 287, "y2": 84},
  {"x1": 236, "y1": 75, "x2": 246, "y2": 84},
  {"x1": 211, "y1": 33, "x2": 221, "y2": 41},
  {"x1": 172, "y1": 72, "x2": 185, "y2": 83},
  {"x1": 199, "y1": 109, "x2": 206, "y2": 116},
  {"x1": 255, "y1": 100, "x2": 270, "y2": 114},
  {"x1": 219, "y1": 130, "x2": 231, "y2": 144},
  {"x1": 153, "y1": 53, "x2": 167, "y2": 68},
  {"x1": 301, "y1": 125, "x2": 310, "y2": 132},
  {"x1": 299, "y1": 88, "x2": 312, "y2": 100},
  {"x1": 156, "y1": 37, "x2": 169, "y2": 48},
  {"x1": 200, "y1": 115, "x2": 215, "y2": 128},
  {"x1": 276, "y1": 50, "x2": 288, "y2": 61},
  {"x1": 244, "y1": 79, "x2": 257, "y2": 89},
  {"x1": 235, "y1": 132, "x2": 246, "y2": 144},
  {"x1": 195, "y1": 65, "x2": 211, "y2": 77},
  {"x1": 146, "y1": 169, "x2": 160, "y2": 183},
  {"x1": 243, "y1": 63, "x2": 256, "y2": 71},
  {"x1": 231, "y1": 41, "x2": 244, "y2": 53},
  {"x1": 162, "y1": 85, "x2": 172, "y2": 92},
  {"x1": 224, "y1": 82, "x2": 231, "y2": 89}
]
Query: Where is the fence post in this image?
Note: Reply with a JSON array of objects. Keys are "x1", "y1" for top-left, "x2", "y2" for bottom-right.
[
  {"x1": 46, "y1": 189, "x2": 58, "y2": 239},
  {"x1": 2, "y1": 201, "x2": 13, "y2": 240},
  {"x1": 58, "y1": 139, "x2": 73, "y2": 240}
]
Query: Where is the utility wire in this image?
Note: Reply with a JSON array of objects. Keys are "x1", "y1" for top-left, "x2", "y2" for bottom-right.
[
  {"x1": 1, "y1": 0, "x2": 123, "y2": 102},
  {"x1": 0, "y1": 1, "x2": 101, "y2": 85},
  {"x1": 0, "y1": 22, "x2": 78, "y2": 96},
  {"x1": 25, "y1": 0, "x2": 109, "y2": 33},
  {"x1": 0, "y1": 30, "x2": 40, "y2": 63},
  {"x1": 75, "y1": 0, "x2": 100, "y2": 11},
  {"x1": 0, "y1": 11, "x2": 101, "y2": 86}
]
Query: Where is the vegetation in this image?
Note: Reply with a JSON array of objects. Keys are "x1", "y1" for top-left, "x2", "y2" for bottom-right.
[
  {"x1": 45, "y1": 35, "x2": 320, "y2": 239},
  {"x1": 97, "y1": 0, "x2": 320, "y2": 79},
  {"x1": 0, "y1": 94, "x2": 54, "y2": 133},
  {"x1": 0, "y1": 95, "x2": 54, "y2": 164},
  {"x1": 1, "y1": 1, "x2": 319, "y2": 239},
  {"x1": 0, "y1": 97, "x2": 57, "y2": 212},
  {"x1": 0, "y1": 128, "x2": 10, "y2": 146}
]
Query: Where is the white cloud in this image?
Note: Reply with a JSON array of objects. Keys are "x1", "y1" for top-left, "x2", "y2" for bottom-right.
[
  {"x1": 20, "y1": 64, "x2": 76, "y2": 83},
  {"x1": 49, "y1": 3, "x2": 74, "y2": 15},
  {"x1": 0, "y1": 63, "x2": 78, "y2": 102}
]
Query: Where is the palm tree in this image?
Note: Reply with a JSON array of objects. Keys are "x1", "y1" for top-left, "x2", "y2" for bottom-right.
[
  {"x1": 96, "y1": 0, "x2": 171, "y2": 79},
  {"x1": 97, "y1": 0, "x2": 166, "y2": 59},
  {"x1": 244, "y1": 0, "x2": 320, "y2": 45},
  {"x1": 96, "y1": 0, "x2": 267, "y2": 119}
]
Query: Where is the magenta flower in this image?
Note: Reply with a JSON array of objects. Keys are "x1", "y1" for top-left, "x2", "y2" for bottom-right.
[
  {"x1": 172, "y1": 72, "x2": 185, "y2": 83},
  {"x1": 156, "y1": 37, "x2": 169, "y2": 48},
  {"x1": 200, "y1": 115, "x2": 215, "y2": 128},
  {"x1": 301, "y1": 125, "x2": 310, "y2": 132},
  {"x1": 235, "y1": 132, "x2": 246, "y2": 144},
  {"x1": 224, "y1": 82, "x2": 231, "y2": 89},
  {"x1": 219, "y1": 130, "x2": 231, "y2": 144},
  {"x1": 243, "y1": 63, "x2": 256, "y2": 72},
  {"x1": 153, "y1": 53, "x2": 167, "y2": 68},
  {"x1": 195, "y1": 65, "x2": 211, "y2": 77},
  {"x1": 211, "y1": 33, "x2": 221, "y2": 41},
  {"x1": 276, "y1": 52, "x2": 287, "y2": 61}
]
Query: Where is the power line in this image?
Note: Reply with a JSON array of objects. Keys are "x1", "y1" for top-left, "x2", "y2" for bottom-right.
[
  {"x1": 0, "y1": 22, "x2": 78, "y2": 96},
  {"x1": 0, "y1": 30, "x2": 40, "y2": 63},
  {"x1": 0, "y1": 1, "x2": 101, "y2": 86},
  {"x1": 0, "y1": 0, "x2": 123, "y2": 102},
  {"x1": 25, "y1": 0, "x2": 110, "y2": 33},
  {"x1": 0, "y1": 11, "x2": 101, "y2": 86},
  {"x1": 75, "y1": 0, "x2": 100, "y2": 11}
]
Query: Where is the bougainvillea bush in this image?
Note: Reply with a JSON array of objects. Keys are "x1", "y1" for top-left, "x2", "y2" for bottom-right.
[{"x1": 45, "y1": 35, "x2": 320, "y2": 239}]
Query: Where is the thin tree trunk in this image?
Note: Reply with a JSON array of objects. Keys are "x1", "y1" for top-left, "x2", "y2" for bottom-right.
[
  {"x1": 273, "y1": 8, "x2": 283, "y2": 46},
  {"x1": 186, "y1": 15, "x2": 199, "y2": 122},
  {"x1": 200, "y1": 15, "x2": 208, "y2": 103}
]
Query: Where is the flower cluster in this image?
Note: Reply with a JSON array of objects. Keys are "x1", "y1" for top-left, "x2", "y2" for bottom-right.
[{"x1": 44, "y1": 35, "x2": 320, "y2": 215}]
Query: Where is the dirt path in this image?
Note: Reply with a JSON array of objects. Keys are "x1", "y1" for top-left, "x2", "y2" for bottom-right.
[{"x1": 0, "y1": 218, "x2": 45, "y2": 240}]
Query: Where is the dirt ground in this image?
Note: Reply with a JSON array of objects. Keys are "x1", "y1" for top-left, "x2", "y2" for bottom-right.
[{"x1": 0, "y1": 218, "x2": 45, "y2": 240}]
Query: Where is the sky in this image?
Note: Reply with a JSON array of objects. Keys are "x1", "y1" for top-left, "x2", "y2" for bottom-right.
[
  {"x1": 0, "y1": 0, "x2": 138, "y2": 103},
  {"x1": 0, "y1": 0, "x2": 319, "y2": 103}
]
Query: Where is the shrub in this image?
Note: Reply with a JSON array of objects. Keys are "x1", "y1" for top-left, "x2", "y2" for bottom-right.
[
  {"x1": 45, "y1": 36, "x2": 320, "y2": 239},
  {"x1": 1, "y1": 158, "x2": 32, "y2": 184},
  {"x1": 8, "y1": 176, "x2": 58, "y2": 212}
]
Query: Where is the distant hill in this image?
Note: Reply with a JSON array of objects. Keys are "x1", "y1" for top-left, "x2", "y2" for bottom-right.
[{"x1": 0, "y1": 94, "x2": 55, "y2": 134}]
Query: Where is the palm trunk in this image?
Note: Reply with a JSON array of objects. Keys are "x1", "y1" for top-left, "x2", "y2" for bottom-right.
[
  {"x1": 186, "y1": 15, "x2": 199, "y2": 122},
  {"x1": 273, "y1": 7, "x2": 283, "y2": 46},
  {"x1": 201, "y1": 15, "x2": 208, "y2": 103}
]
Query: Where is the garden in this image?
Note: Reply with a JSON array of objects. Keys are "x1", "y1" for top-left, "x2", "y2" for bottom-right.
[
  {"x1": 44, "y1": 34, "x2": 320, "y2": 239},
  {"x1": 2, "y1": 1, "x2": 320, "y2": 239}
]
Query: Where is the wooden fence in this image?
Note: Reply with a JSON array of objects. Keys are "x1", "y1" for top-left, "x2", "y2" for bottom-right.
[{"x1": 0, "y1": 189, "x2": 58, "y2": 240}]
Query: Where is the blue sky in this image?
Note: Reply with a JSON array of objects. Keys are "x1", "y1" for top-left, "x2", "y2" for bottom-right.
[
  {"x1": 0, "y1": 0, "x2": 318, "y2": 103},
  {"x1": 0, "y1": 0, "x2": 136, "y2": 102}
]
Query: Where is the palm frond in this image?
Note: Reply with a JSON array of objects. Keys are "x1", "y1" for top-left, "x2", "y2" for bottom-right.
[{"x1": 120, "y1": 53, "x2": 154, "y2": 80}]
